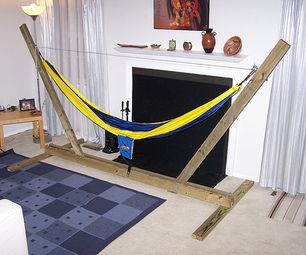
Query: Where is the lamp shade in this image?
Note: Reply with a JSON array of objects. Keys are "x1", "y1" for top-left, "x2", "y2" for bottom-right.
[{"x1": 21, "y1": 3, "x2": 45, "y2": 19}]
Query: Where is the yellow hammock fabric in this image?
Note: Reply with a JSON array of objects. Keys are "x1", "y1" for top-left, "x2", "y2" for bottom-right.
[{"x1": 43, "y1": 59, "x2": 241, "y2": 140}]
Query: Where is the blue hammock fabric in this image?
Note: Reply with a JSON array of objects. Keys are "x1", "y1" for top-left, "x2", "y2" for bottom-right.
[{"x1": 89, "y1": 106, "x2": 163, "y2": 132}]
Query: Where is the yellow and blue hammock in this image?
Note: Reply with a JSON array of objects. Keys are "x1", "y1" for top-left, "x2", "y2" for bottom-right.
[{"x1": 43, "y1": 59, "x2": 241, "y2": 160}]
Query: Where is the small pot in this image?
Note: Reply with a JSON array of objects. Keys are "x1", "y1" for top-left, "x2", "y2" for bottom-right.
[
  {"x1": 201, "y1": 28, "x2": 217, "y2": 53},
  {"x1": 183, "y1": 41, "x2": 192, "y2": 51}
]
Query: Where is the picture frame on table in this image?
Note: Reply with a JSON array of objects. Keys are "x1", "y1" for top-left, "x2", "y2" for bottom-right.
[{"x1": 19, "y1": 98, "x2": 36, "y2": 111}]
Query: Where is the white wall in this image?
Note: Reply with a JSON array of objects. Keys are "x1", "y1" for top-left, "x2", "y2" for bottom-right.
[
  {"x1": 0, "y1": 0, "x2": 37, "y2": 136},
  {"x1": 102, "y1": 0, "x2": 283, "y2": 181}
]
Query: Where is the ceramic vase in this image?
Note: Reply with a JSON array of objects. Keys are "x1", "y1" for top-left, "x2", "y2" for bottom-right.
[
  {"x1": 201, "y1": 28, "x2": 217, "y2": 53},
  {"x1": 183, "y1": 42, "x2": 192, "y2": 51}
]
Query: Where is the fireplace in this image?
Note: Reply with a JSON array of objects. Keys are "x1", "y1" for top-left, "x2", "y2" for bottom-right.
[
  {"x1": 110, "y1": 48, "x2": 254, "y2": 181},
  {"x1": 129, "y1": 67, "x2": 233, "y2": 187}
]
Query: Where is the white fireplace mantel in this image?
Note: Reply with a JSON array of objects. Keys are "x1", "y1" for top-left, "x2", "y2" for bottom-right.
[{"x1": 114, "y1": 47, "x2": 255, "y2": 70}]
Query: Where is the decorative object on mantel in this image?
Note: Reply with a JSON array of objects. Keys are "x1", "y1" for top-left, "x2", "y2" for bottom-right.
[
  {"x1": 154, "y1": 0, "x2": 210, "y2": 31},
  {"x1": 117, "y1": 44, "x2": 148, "y2": 48},
  {"x1": 150, "y1": 44, "x2": 161, "y2": 50},
  {"x1": 183, "y1": 41, "x2": 193, "y2": 51},
  {"x1": 223, "y1": 36, "x2": 242, "y2": 56},
  {"x1": 201, "y1": 28, "x2": 216, "y2": 53},
  {"x1": 114, "y1": 47, "x2": 249, "y2": 64},
  {"x1": 167, "y1": 39, "x2": 176, "y2": 51}
]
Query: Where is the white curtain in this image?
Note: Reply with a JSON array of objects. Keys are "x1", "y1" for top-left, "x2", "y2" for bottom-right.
[
  {"x1": 36, "y1": 0, "x2": 108, "y2": 144},
  {"x1": 260, "y1": 0, "x2": 306, "y2": 194}
]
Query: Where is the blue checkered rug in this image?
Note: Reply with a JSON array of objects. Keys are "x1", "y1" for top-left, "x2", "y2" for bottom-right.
[{"x1": 0, "y1": 150, "x2": 165, "y2": 255}]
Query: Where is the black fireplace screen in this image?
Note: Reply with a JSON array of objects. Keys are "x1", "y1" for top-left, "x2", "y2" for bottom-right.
[{"x1": 129, "y1": 68, "x2": 232, "y2": 187}]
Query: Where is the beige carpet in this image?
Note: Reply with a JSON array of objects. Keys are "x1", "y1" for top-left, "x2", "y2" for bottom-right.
[{"x1": 2, "y1": 130, "x2": 306, "y2": 255}]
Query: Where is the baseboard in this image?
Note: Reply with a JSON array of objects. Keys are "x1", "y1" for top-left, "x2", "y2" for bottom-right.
[{"x1": 231, "y1": 173, "x2": 259, "y2": 183}]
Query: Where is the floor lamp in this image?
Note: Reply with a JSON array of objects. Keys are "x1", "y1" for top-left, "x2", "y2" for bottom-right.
[
  {"x1": 21, "y1": 3, "x2": 45, "y2": 111},
  {"x1": 22, "y1": 3, "x2": 52, "y2": 143}
]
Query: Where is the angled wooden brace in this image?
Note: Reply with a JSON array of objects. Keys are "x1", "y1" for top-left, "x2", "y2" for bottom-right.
[
  {"x1": 19, "y1": 24, "x2": 84, "y2": 157},
  {"x1": 177, "y1": 39, "x2": 290, "y2": 184}
]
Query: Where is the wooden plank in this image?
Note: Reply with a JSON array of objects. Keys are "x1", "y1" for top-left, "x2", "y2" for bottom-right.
[
  {"x1": 7, "y1": 138, "x2": 85, "y2": 172},
  {"x1": 45, "y1": 144, "x2": 234, "y2": 208},
  {"x1": 232, "y1": 180, "x2": 254, "y2": 204},
  {"x1": 192, "y1": 206, "x2": 230, "y2": 241},
  {"x1": 19, "y1": 24, "x2": 84, "y2": 157},
  {"x1": 7, "y1": 153, "x2": 51, "y2": 172},
  {"x1": 177, "y1": 40, "x2": 290, "y2": 183},
  {"x1": 192, "y1": 180, "x2": 254, "y2": 240}
]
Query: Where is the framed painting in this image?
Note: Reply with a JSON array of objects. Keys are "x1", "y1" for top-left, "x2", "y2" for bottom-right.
[{"x1": 154, "y1": 0, "x2": 209, "y2": 31}]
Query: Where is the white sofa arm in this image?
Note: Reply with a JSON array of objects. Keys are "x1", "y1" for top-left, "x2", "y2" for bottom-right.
[{"x1": 0, "y1": 199, "x2": 29, "y2": 255}]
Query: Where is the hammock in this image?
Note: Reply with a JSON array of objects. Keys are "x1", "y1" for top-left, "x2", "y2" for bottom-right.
[{"x1": 43, "y1": 59, "x2": 241, "y2": 160}]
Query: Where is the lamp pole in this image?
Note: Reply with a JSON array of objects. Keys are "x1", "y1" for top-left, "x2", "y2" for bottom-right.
[
  {"x1": 21, "y1": 3, "x2": 45, "y2": 112},
  {"x1": 32, "y1": 17, "x2": 42, "y2": 111},
  {"x1": 21, "y1": 3, "x2": 52, "y2": 144}
]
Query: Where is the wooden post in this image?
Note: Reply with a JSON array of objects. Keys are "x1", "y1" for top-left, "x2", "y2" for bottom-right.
[
  {"x1": 177, "y1": 39, "x2": 290, "y2": 183},
  {"x1": 19, "y1": 24, "x2": 84, "y2": 157}
]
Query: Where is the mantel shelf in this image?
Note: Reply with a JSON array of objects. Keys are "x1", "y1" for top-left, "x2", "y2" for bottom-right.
[{"x1": 114, "y1": 46, "x2": 254, "y2": 70}]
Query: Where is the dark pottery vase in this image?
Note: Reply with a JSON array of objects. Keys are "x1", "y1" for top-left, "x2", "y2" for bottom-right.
[
  {"x1": 201, "y1": 28, "x2": 217, "y2": 53},
  {"x1": 183, "y1": 41, "x2": 192, "y2": 51}
]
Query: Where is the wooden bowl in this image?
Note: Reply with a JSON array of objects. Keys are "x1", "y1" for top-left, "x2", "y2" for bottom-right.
[
  {"x1": 223, "y1": 36, "x2": 242, "y2": 56},
  {"x1": 150, "y1": 44, "x2": 161, "y2": 50}
]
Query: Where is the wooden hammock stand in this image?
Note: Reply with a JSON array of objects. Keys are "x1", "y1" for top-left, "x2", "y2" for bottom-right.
[{"x1": 11, "y1": 24, "x2": 290, "y2": 240}]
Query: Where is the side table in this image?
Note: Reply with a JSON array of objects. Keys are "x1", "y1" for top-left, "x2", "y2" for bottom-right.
[{"x1": 0, "y1": 110, "x2": 45, "y2": 150}]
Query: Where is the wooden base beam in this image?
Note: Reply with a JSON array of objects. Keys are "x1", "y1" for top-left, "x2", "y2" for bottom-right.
[
  {"x1": 45, "y1": 143, "x2": 235, "y2": 208},
  {"x1": 7, "y1": 139, "x2": 85, "y2": 172},
  {"x1": 8, "y1": 152, "x2": 50, "y2": 172},
  {"x1": 192, "y1": 205, "x2": 230, "y2": 241},
  {"x1": 192, "y1": 180, "x2": 254, "y2": 240}
]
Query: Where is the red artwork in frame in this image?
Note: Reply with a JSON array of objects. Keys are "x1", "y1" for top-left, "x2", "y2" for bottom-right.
[{"x1": 154, "y1": 0, "x2": 210, "y2": 31}]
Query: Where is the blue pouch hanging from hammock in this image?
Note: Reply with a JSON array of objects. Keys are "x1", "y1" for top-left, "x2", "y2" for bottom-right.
[{"x1": 118, "y1": 136, "x2": 134, "y2": 160}]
